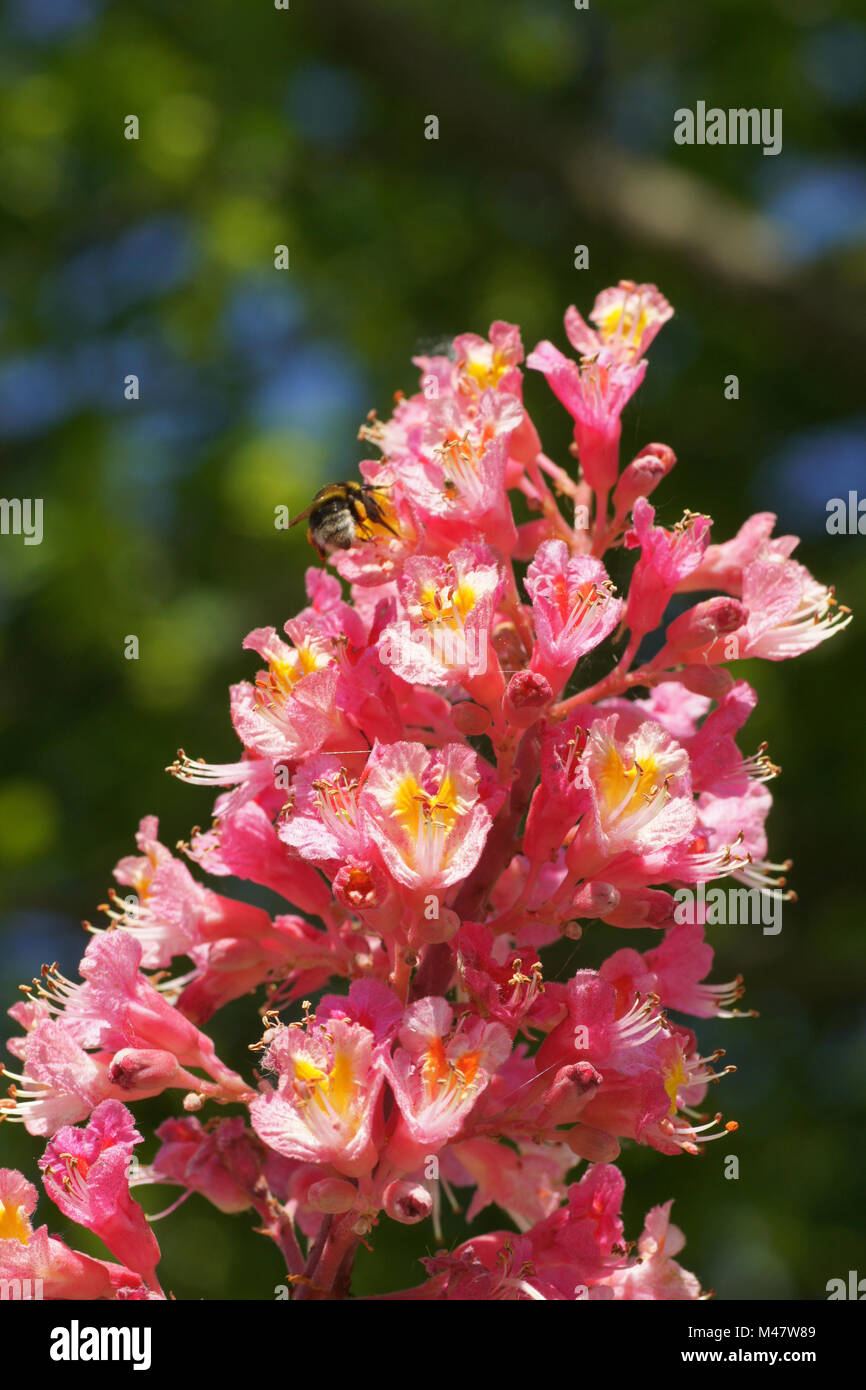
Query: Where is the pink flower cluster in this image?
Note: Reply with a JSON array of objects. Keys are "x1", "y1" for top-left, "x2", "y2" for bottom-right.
[{"x1": 1, "y1": 282, "x2": 849, "y2": 1300}]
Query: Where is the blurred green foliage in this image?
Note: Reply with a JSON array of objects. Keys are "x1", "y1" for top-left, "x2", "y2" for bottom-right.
[{"x1": 1, "y1": 0, "x2": 865, "y2": 1300}]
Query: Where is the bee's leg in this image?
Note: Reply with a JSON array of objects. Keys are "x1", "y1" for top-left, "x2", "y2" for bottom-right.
[
  {"x1": 348, "y1": 493, "x2": 377, "y2": 538},
  {"x1": 362, "y1": 493, "x2": 401, "y2": 539},
  {"x1": 307, "y1": 526, "x2": 329, "y2": 560}
]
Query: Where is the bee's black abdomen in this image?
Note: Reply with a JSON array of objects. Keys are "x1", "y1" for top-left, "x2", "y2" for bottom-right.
[{"x1": 309, "y1": 494, "x2": 359, "y2": 553}]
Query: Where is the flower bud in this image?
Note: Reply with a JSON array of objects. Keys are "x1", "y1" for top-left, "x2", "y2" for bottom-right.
[
  {"x1": 657, "y1": 596, "x2": 747, "y2": 663},
  {"x1": 383, "y1": 1181, "x2": 433, "y2": 1225},
  {"x1": 612, "y1": 443, "x2": 676, "y2": 515},
  {"x1": 559, "y1": 920, "x2": 583, "y2": 940},
  {"x1": 108, "y1": 1048, "x2": 182, "y2": 1092},
  {"x1": 414, "y1": 906, "x2": 460, "y2": 945},
  {"x1": 601, "y1": 888, "x2": 676, "y2": 928},
  {"x1": 541, "y1": 1062, "x2": 602, "y2": 1122},
  {"x1": 677, "y1": 664, "x2": 735, "y2": 700},
  {"x1": 571, "y1": 881, "x2": 620, "y2": 918},
  {"x1": 491, "y1": 620, "x2": 528, "y2": 672},
  {"x1": 565, "y1": 1124, "x2": 622, "y2": 1163},
  {"x1": 287, "y1": 1164, "x2": 329, "y2": 1208},
  {"x1": 307, "y1": 1179, "x2": 359, "y2": 1214},
  {"x1": 503, "y1": 671, "x2": 553, "y2": 728},
  {"x1": 452, "y1": 702, "x2": 492, "y2": 736}
]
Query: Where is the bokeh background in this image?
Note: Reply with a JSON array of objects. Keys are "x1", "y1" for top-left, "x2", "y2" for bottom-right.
[{"x1": 1, "y1": 0, "x2": 865, "y2": 1300}]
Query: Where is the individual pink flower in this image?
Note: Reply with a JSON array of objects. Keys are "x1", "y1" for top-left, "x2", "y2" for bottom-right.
[
  {"x1": 109, "y1": 815, "x2": 279, "y2": 968},
  {"x1": 445, "y1": 1137, "x2": 574, "y2": 1230},
  {"x1": 187, "y1": 797, "x2": 333, "y2": 920},
  {"x1": 454, "y1": 922, "x2": 545, "y2": 1035},
  {"x1": 235, "y1": 623, "x2": 349, "y2": 759},
  {"x1": 536, "y1": 970, "x2": 666, "y2": 1079},
  {"x1": 535, "y1": 972, "x2": 736, "y2": 1157},
  {"x1": 600, "y1": 1201, "x2": 702, "y2": 1299},
  {"x1": 527, "y1": 340, "x2": 645, "y2": 495},
  {"x1": 415, "y1": 1233, "x2": 543, "y2": 1300},
  {"x1": 35, "y1": 931, "x2": 249, "y2": 1097},
  {"x1": 276, "y1": 757, "x2": 403, "y2": 940},
  {"x1": 250, "y1": 1015, "x2": 385, "y2": 1177},
  {"x1": 564, "y1": 281, "x2": 674, "y2": 365},
  {"x1": 525, "y1": 542, "x2": 622, "y2": 693},
  {"x1": 418, "y1": 1163, "x2": 630, "y2": 1300},
  {"x1": 576, "y1": 1027, "x2": 736, "y2": 1158},
  {"x1": 623, "y1": 498, "x2": 711, "y2": 641},
  {"x1": 1, "y1": 1015, "x2": 206, "y2": 1136},
  {"x1": 572, "y1": 713, "x2": 697, "y2": 864},
  {"x1": 678, "y1": 512, "x2": 798, "y2": 596},
  {"x1": 516, "y1": 1163, "x2": 630, "y2": 1295},
  {"x1": 0, "y1": 1167, "x2": 145, "y2": 1299},
  {"x1": 3, "y1": 1018, "x2": 114, "y2": 1135},
  {"x1": 600, "y1": 923, "x2": 749, "y2": 1019},
  {"x1": 367, "y1": 412, "x2": 520, "y2": 558},
  {"x1": 522, "y1": 716, "x2": 595, "y2": 865},
  {"x1": 146, "y1": 1116, "x2": 286, "y2": 1215},
  {"x1": 385, "y1": 998, "x2": 511, "y2": 1170},
  {"x1": 279, "y1": 755, "x2": 376, "y2": 866},
  {"x1": 39, "y1": 1100, "x2": 162, "y2": 1290},
  {"x1": 711, "y1": 554, "x2": 851, "y2": 660},
  {"x1": 451, "y1": 321, "x2": 526, "y2": 396},
  {"x1": 0, "y1": 1167, "x2": 38, "y2": 1245},
  {"x1": 691, "y1": 781, "x2": 781, "y2": 895},
  {"x1": 360, "y1": 741, "x2": 496, "y2": 899},
  {"x1": 378, "y1": 544, "x2": 503, "y2": 687}
]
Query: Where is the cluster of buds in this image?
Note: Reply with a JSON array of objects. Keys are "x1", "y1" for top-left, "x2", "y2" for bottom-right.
[{"x1": 1, "y1": 282, "x2": 849, "y2": 1300}]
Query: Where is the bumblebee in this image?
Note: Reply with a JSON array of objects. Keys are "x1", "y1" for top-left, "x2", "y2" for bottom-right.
[{"x1": 290, "y1": 480, "x2": 398, "y2": 559}]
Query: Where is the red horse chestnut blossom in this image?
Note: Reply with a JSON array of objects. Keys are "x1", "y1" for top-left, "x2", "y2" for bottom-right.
[{"x1": 1, "y1": 280, "x2": 850, "y2": 1300}]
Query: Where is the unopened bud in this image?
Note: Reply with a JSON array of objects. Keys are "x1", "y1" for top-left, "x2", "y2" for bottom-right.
[
  {"x1": 491, "y1": 620, "x2": 527, "y2": 672},
  {"x1": 613, "y1": 444, "x2": 676, "y2": 515},
  {"x1": 503, "y1": 671, "x2": 553, "y2": 728},
  {"x1": 661, "y1": 596, "x2": 747, "y2": 657},
  {"x1": 601, "y1": 889, "x2": 675, "y2": 928},
  {"x1": 307, "y1": 1178, "x2": 358, "y2": 1214},
  {"x1": 565, "y1": 1124, "x2": 622, "y2": 1163},
  {"x1": 416, "y1": 905, "x2": 460, "y2": 945},
  {"x1": 383, "y1": 1181, "x2": 433, "y2": 1225},
  {"x1": 542, "y1": 1062, "x2": 602, "y2": 1122},
  {"x1": 677, "y1": 664, "x2": 735, "y2": 701},
  {"x1": 571, "y1": 881, "x2": 620, "y2": 918},
  {"x1": 108, "y1": 1048, "x2": 181, "y2": 1092},
  {"x1": 452, "y1": 702, "x2": 492, "y2": 736}
]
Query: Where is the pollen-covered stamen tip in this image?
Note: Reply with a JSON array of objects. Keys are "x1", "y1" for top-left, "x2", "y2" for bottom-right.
[
  {"x1": 614, "y1": 993, "x2": 666, "y2": 1048},
  {"x1": 167, "y1": 750, "x2": 255, "y2": 787},
  {"x1": 741, "y1": 742, "x2": 781, "y2": 782},
  {"x1": 29, "y1": 962, "x2": 77, "y2": 1010},
  {"x1": 662, "y1": 1111, "x2": 739, "y2": 1154}
]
